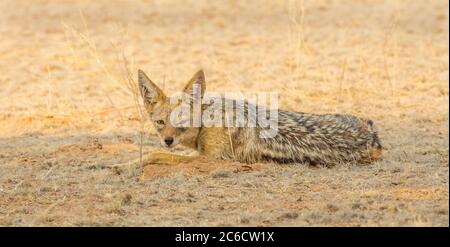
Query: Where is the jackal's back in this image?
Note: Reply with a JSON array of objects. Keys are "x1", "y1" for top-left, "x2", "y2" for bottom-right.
[{"x1": 230, "y1": 109, "x2": 382, "y2": 164}]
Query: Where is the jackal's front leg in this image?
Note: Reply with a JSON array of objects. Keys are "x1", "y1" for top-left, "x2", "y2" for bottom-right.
[
  {"x1": 145, "y1": 152, "x2": 205, "y2": 164},
  {"x1": 108, "y1": 152, "x2": 204, "y2": 170}
]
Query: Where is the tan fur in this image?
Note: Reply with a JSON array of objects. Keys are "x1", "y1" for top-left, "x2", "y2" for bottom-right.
[
  {"x1": 111, "y1": 70, "x2": 382, "y2": 169},
  {"x1": 371, "y1": 147, "x2": 382, "y2": 160}
]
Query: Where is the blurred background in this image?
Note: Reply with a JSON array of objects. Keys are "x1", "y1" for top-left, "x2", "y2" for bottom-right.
[{"x1": 0, "y1": 0, "x2": 447, "y2": 136}]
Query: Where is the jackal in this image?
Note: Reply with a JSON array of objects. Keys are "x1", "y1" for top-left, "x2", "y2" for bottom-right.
[{"x1": 116, "y1": 69, "x2": 381, "y2": 167}]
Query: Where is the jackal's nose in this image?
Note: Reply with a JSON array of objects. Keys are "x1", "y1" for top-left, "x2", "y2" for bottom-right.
[{"x1": 164, "y1": 137, "x2": 174, "y2": 146}]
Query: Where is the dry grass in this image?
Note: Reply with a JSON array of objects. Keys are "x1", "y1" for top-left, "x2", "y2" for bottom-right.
[{"x1": 0, "y1": 0, "x2": 448, "y2": 226}]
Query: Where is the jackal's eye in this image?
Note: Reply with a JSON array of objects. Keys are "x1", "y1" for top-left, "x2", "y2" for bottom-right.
[{"x1": 155, "y1": 120, "x2": 165, "y2": 125}]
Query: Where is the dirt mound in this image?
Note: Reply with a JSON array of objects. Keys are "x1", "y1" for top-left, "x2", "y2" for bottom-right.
[{"x1": 142, "y1": 160, "x2": 268, "y2": 178}]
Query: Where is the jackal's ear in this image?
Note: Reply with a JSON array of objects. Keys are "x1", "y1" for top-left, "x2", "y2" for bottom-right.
[
  {"x1": 182, "y1": 70, "x2": 205, "y2": 100},
  {"x1": 138, "y1": 70, "x2": 166, "y2": 109}
]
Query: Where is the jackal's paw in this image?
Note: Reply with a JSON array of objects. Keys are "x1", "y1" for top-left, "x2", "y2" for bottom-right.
[{"x1": 107, "y1": 161, "x2": 142, "y2": 170}]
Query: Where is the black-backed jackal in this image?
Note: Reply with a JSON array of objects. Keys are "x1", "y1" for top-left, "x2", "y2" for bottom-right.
[{"x1": 113, "y1": 69, "x2": 382, "y2": 168}]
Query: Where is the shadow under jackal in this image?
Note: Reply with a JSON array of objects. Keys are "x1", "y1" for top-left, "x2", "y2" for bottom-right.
[{"x1": 135, "y1": 69, "x2": 382, "y2": 166}]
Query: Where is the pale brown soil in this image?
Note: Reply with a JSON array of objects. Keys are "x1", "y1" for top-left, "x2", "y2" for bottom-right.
[{"x1": 0, "y1": 0, "x2": 448, "y2": 226}]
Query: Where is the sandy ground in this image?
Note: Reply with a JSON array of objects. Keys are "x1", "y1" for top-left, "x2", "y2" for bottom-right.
[{"x1": 0, "y1": 0, "x2": 448, "y2": 226}]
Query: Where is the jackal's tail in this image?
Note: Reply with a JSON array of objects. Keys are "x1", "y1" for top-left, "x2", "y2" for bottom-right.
[{"x1": 367, "y1": 120, "x2": 382, "y2": 159}]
